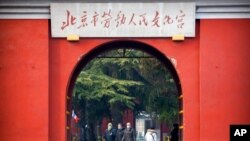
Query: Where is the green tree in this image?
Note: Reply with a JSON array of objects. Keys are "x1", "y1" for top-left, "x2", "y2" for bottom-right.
[
  {"x1": 135, "y1": 58, "x2": 179, "y2": 125},
  {"x1": 72, "y1": 49, "x2": 179, "y2": 140},
  {"x1": 73, "y1": 58, "x2": 143, "y2": 140}
]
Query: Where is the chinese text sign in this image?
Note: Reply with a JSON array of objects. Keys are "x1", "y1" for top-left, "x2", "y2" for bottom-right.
[{"x1": 51, "y1": 3, "x2": 196, "y2": 37}]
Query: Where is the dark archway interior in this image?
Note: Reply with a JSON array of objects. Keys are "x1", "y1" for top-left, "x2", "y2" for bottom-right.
[{"x1": 66, "y1": 40, "x2": 182, "y2": 141}]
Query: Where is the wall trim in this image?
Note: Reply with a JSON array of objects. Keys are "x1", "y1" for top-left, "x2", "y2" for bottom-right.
[{"x1": 0, "y1": 2, "x2": 250, "y2": 19}]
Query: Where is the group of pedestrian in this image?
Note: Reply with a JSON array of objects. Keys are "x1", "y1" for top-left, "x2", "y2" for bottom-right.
[
  {"x1": 103, "y1": 122, "x2": 136, "y2": 141},
  {"x1": 104, "y1": 122, "x2": 178, "y2": 141}
]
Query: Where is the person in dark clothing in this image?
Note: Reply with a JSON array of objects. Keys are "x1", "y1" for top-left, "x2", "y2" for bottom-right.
[
  {"x1": 170, "y1": 123, "x2": 179, "y2": 141},
  {"x1": 104, "y1": 123, "x2": 116, "y2": 141},
  {"x1": 122, "y1": 122, "x2": 136, "y2": 141},
  {"x1": 115, "y1": 123, "x2": 124, "y2": 141}
]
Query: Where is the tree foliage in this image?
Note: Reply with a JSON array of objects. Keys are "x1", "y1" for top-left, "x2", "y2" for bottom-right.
[{"x1": 72, "y1": 49, "x2": 179, "y2": 135}]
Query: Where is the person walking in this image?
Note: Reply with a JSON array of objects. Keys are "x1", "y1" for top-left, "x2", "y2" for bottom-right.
[
  {"x1": 144, "y1": 126, "x2": 157, "y2": 141},
  {"x1": 104, "y1": 123, "x2": 116, "y2": 141},
  {"x1": 170, "y1": 123, "x2": 179, "y2": 141},
  {"x1": 115, "y1": 123, "x2": 124, "y2": 141},
  {"x1": 122, "y1": 122, "x2": 136, "y2": 141}
]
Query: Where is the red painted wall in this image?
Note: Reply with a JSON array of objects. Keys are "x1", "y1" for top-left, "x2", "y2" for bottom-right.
[
  {"x1": 200, "y1": 19, "x2": 250, "y2": 141},
  {"x1": 0, "y1": 20, "x2": 49, "y2": 141},
  {"x1": 0, "y1": 19, "x2": 249, "y2": 141}
]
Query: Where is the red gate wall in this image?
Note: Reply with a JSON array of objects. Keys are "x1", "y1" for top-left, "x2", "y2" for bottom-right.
[
  {"x1": 0, "y1": 19, "x2": 250, "y2": 141},
  {"x1": 0, "y1": 20, "x2": 49, "y2": 141},
  {"x1": 200, "y1": 19, "x2": 250, "y2": 140}
]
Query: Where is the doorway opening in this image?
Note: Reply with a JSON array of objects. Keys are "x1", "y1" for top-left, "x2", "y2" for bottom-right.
[{"x1": 66, "y1": 40, "x2": 183, "y2": 141}]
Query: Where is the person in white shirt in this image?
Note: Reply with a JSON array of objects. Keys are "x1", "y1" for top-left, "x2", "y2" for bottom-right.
[{"x1": 144, "y1": 126, "x2": 157, "y2": 141}]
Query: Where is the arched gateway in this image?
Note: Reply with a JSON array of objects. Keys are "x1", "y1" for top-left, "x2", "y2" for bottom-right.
[{"x1": 66, "y1": 40, "x2": 183, "y2": 141}]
